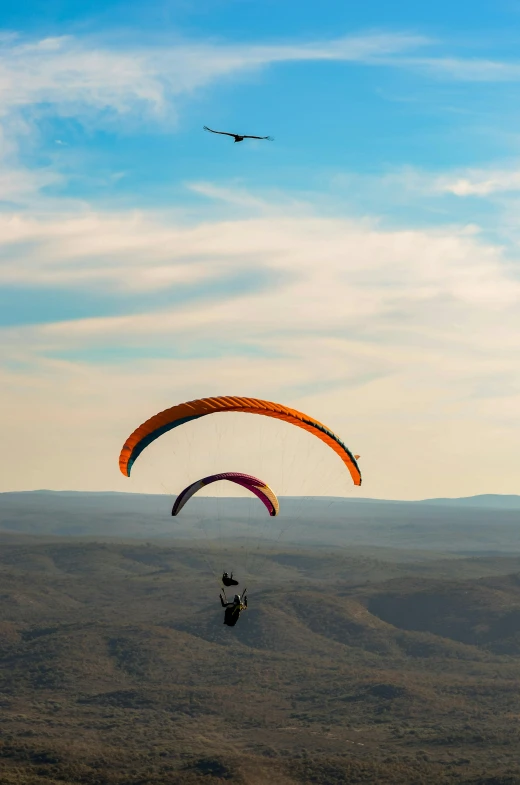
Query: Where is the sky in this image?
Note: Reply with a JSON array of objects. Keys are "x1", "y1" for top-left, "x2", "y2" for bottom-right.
[{"x1": 1, "y1": 0, "x2": 520, "y2": 499}]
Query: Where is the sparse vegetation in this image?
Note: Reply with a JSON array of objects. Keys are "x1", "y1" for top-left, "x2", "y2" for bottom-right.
[{"x1": 1, "y1": 534, "x2": 520, "y2": 783}]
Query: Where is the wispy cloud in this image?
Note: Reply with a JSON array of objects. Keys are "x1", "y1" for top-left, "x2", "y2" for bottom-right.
[
  {"x1": 2, "y1": 24, "x2": 520, "y2": 498},
  {"x1": 0, "y1": 32, "x2": 426, "y2": 129},
  {"x1": 398, "y1": 56, "x2": 520, "y2": 82},
  {"x1": 0, "y1": 29, "x2": 431, "y2": 208},
  {"x1": 435, "y1": 168, "x2": 520, "y2": 196},
  {"x1": 332, "y1": 164, "x2": 520, "y2": 204},
  {"x1": 1, "y1": 188, "x2": 518, "y2": 372},
  {"x1": 0, "y1": 166, "x2": 62, "y2": 204},
  {"x1": 1, "y1": 191, "x2": 517, "y2": 307},
  {"x1": 1, "y1": 187, "x2": 519, "y2": 497},
  {"x1": 1, "y1": 28, "x2": 520, "y2": 159},
  {"x1": 0, "y1": 210, "x2": 230, "y2": 289}
]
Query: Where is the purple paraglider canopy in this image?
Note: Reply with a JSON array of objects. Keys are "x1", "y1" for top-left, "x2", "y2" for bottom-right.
[{"x1": 172, "y1": 472, "x2": 279, "y2": 517}]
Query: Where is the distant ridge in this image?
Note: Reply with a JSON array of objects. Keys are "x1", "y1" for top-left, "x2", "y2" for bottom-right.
[
  {"x1": 419, "y1": 494, "x2": 520, "y2": 510},
  {"x1": 0, "y1": 490, "x2": 519, "y2": 554},
  {"x1": 2, "y1": 490, "x2": 520, "y2": 509}
]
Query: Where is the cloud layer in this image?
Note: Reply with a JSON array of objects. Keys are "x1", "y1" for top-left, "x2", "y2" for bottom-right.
[
  {"x1": 1, "y1": 26, "x2": 520, "y2": 498},
  {"x1": 1, "y1": 189, "x2": 519, "y2": 498},
  {"x1": 0, "y1": 31, "x2": 425, "y2": 130}
]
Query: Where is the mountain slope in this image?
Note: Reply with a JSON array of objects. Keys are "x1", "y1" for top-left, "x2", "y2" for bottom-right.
[{"x1": 2, "y1": 490, "x2": 520, "y2": 553}]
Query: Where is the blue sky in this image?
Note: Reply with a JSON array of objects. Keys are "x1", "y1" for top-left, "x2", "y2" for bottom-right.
[{"x1": 1, "y1": 0, "x2": 520, "y2": 498}]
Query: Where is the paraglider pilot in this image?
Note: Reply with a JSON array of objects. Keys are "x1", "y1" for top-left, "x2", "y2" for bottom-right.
[
  {"x1": 220, "y1": 592, "x2": 247, "y2": 627},
  {"x1": 221, "y1": 571, "x2": 239, "y2": 587}
]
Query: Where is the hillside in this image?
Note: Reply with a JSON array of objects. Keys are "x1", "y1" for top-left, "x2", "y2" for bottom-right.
[
  {"x1": 2, "y1": 491, "x2": 520, "y2": 553},
  {"x1": 1, "y1": 536, "x2": 520, "y2": 782}
]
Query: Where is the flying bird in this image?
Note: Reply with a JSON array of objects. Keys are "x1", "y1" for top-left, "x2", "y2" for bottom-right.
[{"x1": 203, "y1": 126, "x2": 273, "y2": 143}]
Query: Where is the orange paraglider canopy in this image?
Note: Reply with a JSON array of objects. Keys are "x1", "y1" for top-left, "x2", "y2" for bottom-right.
[{"x1": 119, "y1": 395, "x2": 361, "y2": 486}]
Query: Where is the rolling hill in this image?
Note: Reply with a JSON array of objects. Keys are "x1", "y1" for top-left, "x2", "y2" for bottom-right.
[
  {"x1": 1, "y1": 535, "x2": 520, "y2": 782},
  {"x1": 1, "y1": 491, "x2": 520, "y2": 554}
]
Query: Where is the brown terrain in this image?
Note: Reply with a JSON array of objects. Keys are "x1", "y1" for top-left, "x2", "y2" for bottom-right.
[{"x1": 2, "y1": 533, "x2": 520, "y2": 783}]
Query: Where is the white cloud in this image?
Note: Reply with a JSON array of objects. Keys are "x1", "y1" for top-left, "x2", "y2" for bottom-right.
[
  {"x1": 0, "y1": 209, "x2": 234, "y2": 289},
  {"x1": 0, "y1": 191, "x2": 519, "y2": 500},
  {"x1": 398, "y1": 56, "x2": 520, "y2": 82},
  {"x1": 0, "y1": 166, "x2": 62, "y2": 204},
  {"x1": 2, "y1": 25, "x2": 520, "y2": 498},
  {"x1": 0, "y1": 28, "x2": 519, "y2": 165},
  {"x1": 1, "y1": 323, "x2": 519, "y2": 499},
  {"x1": 0, "y1": 30, "x2": 431, "y2": 209},
  {"x1": 333, "y1": 164, "x2": 520, "y2": 202},
  {"x1": 436, "y1": 168, "x2": 520, "y2": 196},
  {"x1": 0, "y1": 32, "x2": 425, "y2": 129},
  {"x1": 0, "y1": 200, "x2": 515, "y2": 305}
]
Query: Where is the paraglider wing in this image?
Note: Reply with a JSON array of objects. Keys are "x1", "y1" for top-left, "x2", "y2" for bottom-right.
[
  {"x1": 172, "y1": 472, "x2": 279, "y2": 517},
  {"x1": 119, "y1": 396, "x2": 361, "y2": 486}
]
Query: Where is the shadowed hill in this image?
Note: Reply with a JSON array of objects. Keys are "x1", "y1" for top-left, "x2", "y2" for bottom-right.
[{"x1": 366, "y1": 574, "x2": 520, "y2": 653}]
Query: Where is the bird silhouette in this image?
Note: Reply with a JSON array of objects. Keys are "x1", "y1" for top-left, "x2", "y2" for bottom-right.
[{"x1": 203, "y1": 126, "x2": 273, "y2": 143}]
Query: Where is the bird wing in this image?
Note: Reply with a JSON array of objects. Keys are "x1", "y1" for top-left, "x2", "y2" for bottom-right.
[
  {"x1": 242, "y1": 135, "x2": 274, "y2": 141},
  {"x1": 203, "y1": 126, "x2": 236, "y2": 137}
]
